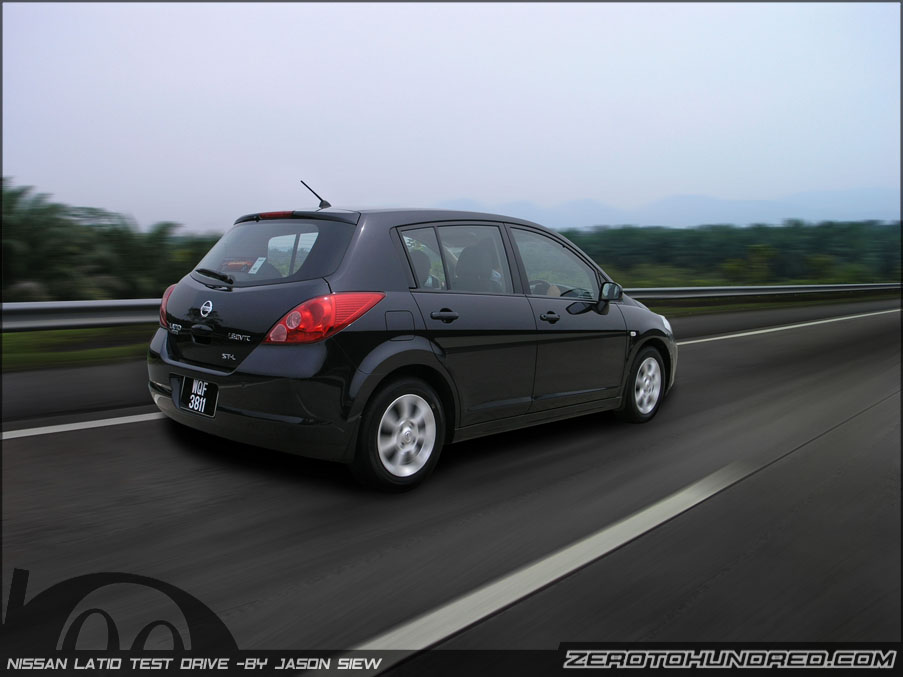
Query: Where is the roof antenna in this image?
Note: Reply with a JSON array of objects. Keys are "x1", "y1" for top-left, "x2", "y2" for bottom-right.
[{"x1": 299, "y1": 179, "x2": 331, "y2": 209}]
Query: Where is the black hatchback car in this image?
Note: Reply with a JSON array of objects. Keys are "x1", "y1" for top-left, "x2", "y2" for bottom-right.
[{"x1": 148, "y1": 208, "x2": 677, "y2": 489}]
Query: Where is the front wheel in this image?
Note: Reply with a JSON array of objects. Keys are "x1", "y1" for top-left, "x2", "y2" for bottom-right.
[
  {"x1": 351, "y1": 378, "x2": 446, "y2": 490},
  {"x1": 617, "y1": 346, "x2": 665, "y2": 423}
]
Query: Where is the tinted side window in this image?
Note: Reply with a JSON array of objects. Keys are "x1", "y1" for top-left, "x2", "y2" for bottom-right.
[
  {"x1": 401, "y1": 227, "x2": 447, "y2": 289},
  {"x1": 512, "y1": 228, "x2": 599, "y2": 300},
  {"x1": 435, "y1": 225, "x2": 514, "y2": 294}
]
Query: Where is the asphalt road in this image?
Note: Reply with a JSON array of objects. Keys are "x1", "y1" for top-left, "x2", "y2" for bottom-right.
[{"x1": 1, "y1": 302, "x2": 900, "y2": 658}]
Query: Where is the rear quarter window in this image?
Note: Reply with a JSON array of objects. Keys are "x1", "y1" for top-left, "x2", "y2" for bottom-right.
[{"x1": 401, "y1": 227, "x2": 447, "y2": 289}]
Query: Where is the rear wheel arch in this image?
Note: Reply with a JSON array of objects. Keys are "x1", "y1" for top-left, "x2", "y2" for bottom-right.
[
  {"x1": 351, "y1": 375, "x2": 448, "y2": 490},
  {"x1": 348, "y1": 360, "x2": 459, "y2": 440},
  {"x1": 359, "y1": 364, "x2": 458, "y2": 443}
]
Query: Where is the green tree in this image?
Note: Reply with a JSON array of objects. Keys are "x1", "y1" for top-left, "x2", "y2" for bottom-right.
[{"x1": 3, "y1": 177, "x2": 899, "y2": 300}]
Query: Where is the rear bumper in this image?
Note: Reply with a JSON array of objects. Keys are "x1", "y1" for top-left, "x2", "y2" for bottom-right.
[{"x1": 147, "y1": 329, "x2": 358, "y2": 463}]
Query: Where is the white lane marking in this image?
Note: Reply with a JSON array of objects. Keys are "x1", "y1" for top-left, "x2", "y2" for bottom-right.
[
  {"x1": 353, "y1": 462, "x2": 751, "y2": 655},
  {"x1": 676, "y1": 308, "x2": 900, "y2": 346},
  {"x1": 2, "y1": 413, "x2": 165, "y2": 440}
]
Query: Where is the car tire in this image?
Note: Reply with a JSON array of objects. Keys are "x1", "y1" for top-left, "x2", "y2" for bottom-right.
[
  {"x1": 617, "y1": 346, "x2": 665, "y2": 423},
  {"x1": 351, "y1": 378, "x2": 446, "y2": 491}
]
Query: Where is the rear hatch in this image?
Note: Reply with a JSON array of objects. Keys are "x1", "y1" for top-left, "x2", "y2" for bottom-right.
[{"x1": 163, "y1": 216, "x2": 356, "y2": 370}]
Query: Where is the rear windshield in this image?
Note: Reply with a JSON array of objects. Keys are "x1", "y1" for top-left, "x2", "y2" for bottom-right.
[{"x1": 192, "y1": 220, "x2": 355, "y2": 287}]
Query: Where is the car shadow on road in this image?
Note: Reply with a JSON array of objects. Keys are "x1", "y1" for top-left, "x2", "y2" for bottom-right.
[
  {"x1": 439, "y1": 410, "x2": 628, "y2": 469},
  {"x1": 159, "y1": 418, "x2": 364, "y2": 494},
  {"x1": 159, "y1": 408, "x2": 637, "y2": 496}
]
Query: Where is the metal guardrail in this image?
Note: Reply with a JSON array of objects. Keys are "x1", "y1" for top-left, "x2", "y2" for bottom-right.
[
  {"x1": 1, "y1": 284, "x2": 899, "y2": 332},
  {"x1": 2, "y1": 299, "x2": 162, "y2": 332}
]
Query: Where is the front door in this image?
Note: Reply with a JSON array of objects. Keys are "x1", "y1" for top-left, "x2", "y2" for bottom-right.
[{"x1": 509, "y1": 227, "x2": 628, "y2": 412}]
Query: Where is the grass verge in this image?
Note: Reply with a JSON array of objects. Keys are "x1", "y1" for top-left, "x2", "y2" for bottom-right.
[
  {"x1": 2, "y1": 325, "x2": 157, "y2": 372},
  {"x1": 643, "y1": 291, "x2": 900, "y2": 317}
]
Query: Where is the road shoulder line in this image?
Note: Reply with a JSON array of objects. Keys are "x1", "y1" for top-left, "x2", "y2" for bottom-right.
[
  {"x1": 676, "y1": 308, "x2": 899, "y2": 346},
  {"x1": 353, "y1": 462, "x2": 751, "y2": 655}
]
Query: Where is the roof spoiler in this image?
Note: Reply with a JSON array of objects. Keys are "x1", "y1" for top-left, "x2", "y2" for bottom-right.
[{"x1": 234, "y1": 210, "x2": 360, "y2": 225}]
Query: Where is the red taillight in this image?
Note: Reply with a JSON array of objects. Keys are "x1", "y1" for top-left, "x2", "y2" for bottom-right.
[
  {"x1": 160, "y1": 284, "x2": 177, "y2": 328},
  {"x1": 264, "y1": 292, "x2": 385, "y2": 344},
  {"x1": 259, "y1": 211, "x2": 294, "y2": 220}
]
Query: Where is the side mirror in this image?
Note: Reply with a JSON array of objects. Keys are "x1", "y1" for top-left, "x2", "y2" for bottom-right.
[{"x1": 600, "y1": 282, "x2": 623, "y2": 302}]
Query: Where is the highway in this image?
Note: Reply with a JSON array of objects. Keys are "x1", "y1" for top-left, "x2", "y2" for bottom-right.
[{"x1": 1, "y1": 299, "x2": 900, "y2": 658}]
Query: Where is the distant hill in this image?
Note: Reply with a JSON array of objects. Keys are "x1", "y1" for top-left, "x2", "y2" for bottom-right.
[{"x1": 436, "y1": 187, "x2": 900, "y2": 228}]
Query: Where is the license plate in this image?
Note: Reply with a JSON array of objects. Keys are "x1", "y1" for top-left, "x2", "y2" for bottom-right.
[{"x1": 180, "y1": 377, "x2": 218, "y2": 417}]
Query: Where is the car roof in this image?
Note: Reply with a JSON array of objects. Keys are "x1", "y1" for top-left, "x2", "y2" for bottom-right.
[
  {"x1": 337, "y1": 207, "x2": 551, "y2": 230},
  {"x1": 234, "y1": 207, "x2": 555, "y2": 233}
]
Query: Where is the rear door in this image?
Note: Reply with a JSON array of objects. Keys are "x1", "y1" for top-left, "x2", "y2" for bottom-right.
[
  {"x1": 400, "y1": 223, "x2": 537, "y2": 426},
  {"x1": 508, "y1": 226, "x2": 628, "y2": 411}
]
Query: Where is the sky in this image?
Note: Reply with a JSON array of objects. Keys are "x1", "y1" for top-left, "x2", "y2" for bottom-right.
[{"x1": 2, "y1": 2, "x2": 900, "y2": 232}]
